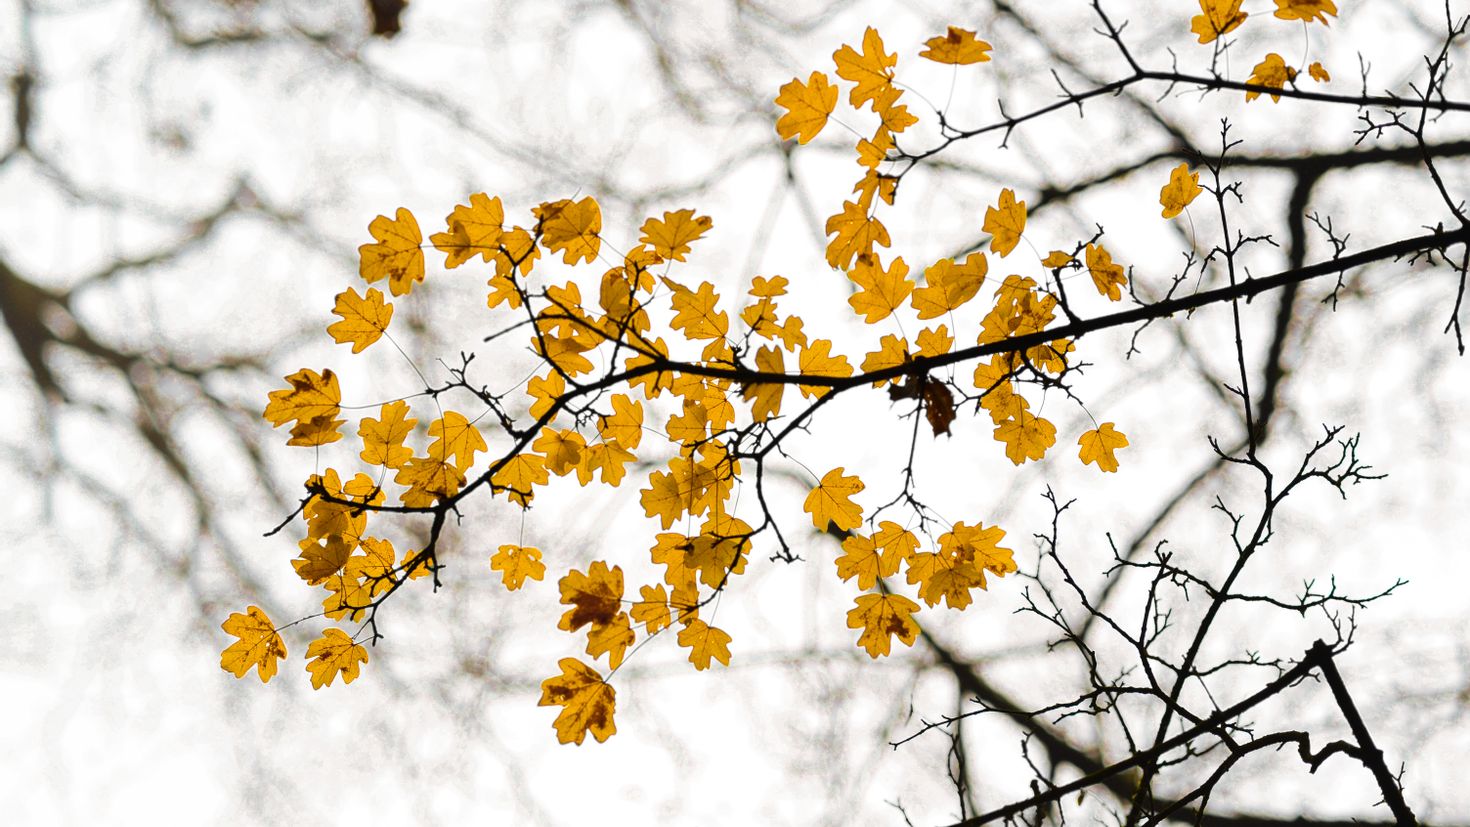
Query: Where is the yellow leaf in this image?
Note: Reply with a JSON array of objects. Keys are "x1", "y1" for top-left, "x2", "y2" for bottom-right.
[
  {"x1": 492, "y1": 226, "x2": 540, "y2": 280},
  {"x1": 847, "y1": 253, "x2": 913, "y2": 324},
  {"x1": 1079, "y1": 422, "x2": 1130, "y2": 472},
  {"x1": 860, "y1": 334, "x2": 909, "y2": 386},
  {"x1": 358, "y1": 400, "x2": 416, "y2": 469},
  {"x1": 429, "y1": 192, "x2": 504, "y2": 268},
  {"x1": 915, "y1": 324, "x2": 953, "y2": 358},
  {"x1": 847, "y1": 593, "x2": 921, "y2": 658},
  {"x1": 394, "y1": 455, "x2": 465, "y2": 507},
  {"x1": 677, "y1": 619, "x2": 732, "y2": 670},
  {"x1": 804, "y1": 466, "x2": 864, "y2": 532},
  {"x1": 534, "y1": 426, "x2": 586, "y2": 477},
  {"x1": 825, "y1": 200, "x2": 891, "y2": 270},
  {"x1": 1085, "y1": 243, "x2": 1128, "y2": 301},
  {"x1": 493, "y1": 453, "x2": 549, "y2": 507},
  {"x1": 879, "y1": 101, "x2": 918, "y2": 134},
  {"x1": 665, "y1": 399, "x2": 709, "y2": 446},
  {"x1": 742, "y1": 344, "x2": 785, "y2": 422},
  {"x1": 1160, "y1": 163, "x2": 1203, "y2": 219},
  {"x1": 586, "y1": 612, "x2": 635, "y2": 669},
  {"x1": 853, "y1": 170, "x2": 898, "y2": 210},
  {"x1": 220, "y1": 605, "x2": 287, "y2": 683},
  {"x1": 911, "y1": 252, "x2": 988, "y2": 319},
  {"x1": 264, "y1": 367, "x2": 340, "y2": 429},
  {"x1": 304, "y1": 628, "x2": 368, "y2": 689},
  {"x1": 775, "y1": 71, "x2": 838, "y2": 144},
  {"x1": 1309, "y1": 61, "x2": 1330, "y2": 82},
  {"x1": 327, "y1": 287, "x2": 394, "y2": 354},
  {"x1": 597, "y1": 393, "x2": 644, "y2": 449},
  {"x1": 1041, "y1": 250, "x2": 1075, "y2": 269},
  {"x1": 538, "y1": 658, "x2": 617, "y2": 745},
  {"x1": 287, "y1": 414, "x2": 345, "y2": 447},
  {"x1": 640, "y1": 467, "x2": 688, "y2": 530},
  {"x1": 1246, "y1": 53, "x2": 1292, "y2": 102},
  {"x1": 1191, "y1": 0, "x2": 1247, "y2": 44},
  {"x1": 534, "y1": 197, "x2": 602, "y2": 265},
  {"x1": 631, "y1": 584, "x2": 672, "y2": 633},
  {"x1": 994, "y1": 411, "x2": 1056, "y2": 465},
  {"x1": 919, "y1": 26, "x2": 993, "y2": 65},
  {"x1": 527, "y1": 371, "x2": 565, "y2": 422},
  {"x1": 835, "y1": 523, "x2": 914, "y2": 589},
  {"x1": 983, "y1": 188, "x2": 1026, "y2": 258},
  {"x1": 358, "y1": 207, "x2": 424, "y2": 297},
  {"x1": 834, "y1": 26, "x2": 897, "y2": 112},
  {"x1": 558, "y1": 560, "x2": 624, "y2": 633},
  {"x1": 797, "y1": 339, "x2": 853, "y2": 399},
  {"x1": 490, "y1": 544, "x2": 546, "y2": 590},
  {"x1": 1273, "y1": 0, "x2": 1336, "y2": 25},
  {"x1": 577, "y1": 440, "x2": 634, "y2": 487},
  {"x1": 637, "y1": 208, "x2": 713, "y2": 262},
  {"x1": 665, "y1": 279, "x2": 730, "y2": 341},
  {"x1": 426, "y1": 411, "x2": 487, "y2": 473},
  {"x1": 293, "y1": 535, "x2": 352, "y2": 584}
]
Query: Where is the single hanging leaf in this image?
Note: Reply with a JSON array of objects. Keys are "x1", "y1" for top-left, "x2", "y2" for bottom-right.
[
  {"x1": 774, "y1": 71, "x2": 838, "y2": 144},
  {"x1": 833, "y1": 27, "x2": 897, "y2": 112},
  {"x1": 490, "y1": 544, "x2": 546, "y2": 590},
  {"x1": 426, "y1": 411, "x2": 488, "y2": 472},
  {"x1": 994, "y1": 410, "x2": 1056, "y2": 465},
  {"x1": 983, "y1": 188, "x2": 1026, "y2": 257},
  {"x1": 538, "y1": 658, "x2": 617, "y2": 745},
  {"x1": 1159, "y1": 163, "x2": 1203, "y2": 219},
  {"x1": 304, "y1": 628, "x2": 368, "y2": 689},
  {"x1": 264, "y1": 368, "x2": 341, "y2": 441},
  {"x1": 804, "y1": 467, "x2": 865, "y2": 531},
  {"x1": 1308, "y1": 62, "x2": 1330, "y2": 82},
  {"x1": 358, "y1": 207, "x2": 425, "y2": 297},
  {"x1": 358, "y1": 400, "x2": 416, "y2": 469},
  {"x1": 919, "y1": 26, "x2": 992, "y2": 65},
  {"x1": 639, "y1": 208, "x2": 713, "y2": 261},
  {"x1": 1041, "y1": 250, "x2": 1075, "y2": 269},
  {"x1": 1246, "y1": 53, "x2": 1293, "y2": 103},
  {"x1": 677, "y1": 619, "x2": 733, "y2": 670},
  {"x1": 1078, "y1": 422, "x2": 1130, "y2": 472},
  {"x1": 847, "y1": 593, "x2": 922, "y2": 658},
  {"x1": 847, "y1": 253, "x2": 913, "y2": 324},
  {"x1": 1085, "y1": 243, "x2": 1128, "y2": 301},
  {"x1": 825, "y1": 200, "x2": 891, "y2": 270},
  {"x1": 327, "y1": 286, "x2": 394, "y2": 353},
  {"x1": 1190, "y1": 0, "x2": 1247, "y2": 44},
  {"x1": 797, "y1": 339, "x2": 853, "y2": 399},
  {"x1": 631, "y1": 584, "x2": 672, "y2": 634},
  {"x1": 1273, "y1": 0, "x2": 1336, "y2": 25},
  {"x1": 220, "y1": 605, "x2": 287, "y2": 683}
]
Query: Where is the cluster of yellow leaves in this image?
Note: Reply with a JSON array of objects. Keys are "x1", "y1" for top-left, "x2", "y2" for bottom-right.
[
  {"x1": 234, "y1": 18, "x2": 1163, "y2": 749},
  {"x1": 1189, "y1": 0, "x2": 1336, "y2": 101},
  {"x1": 814, "y1": 477, "x2": 1020, "y2": 654},
  {"x1": 1191, "y1": 0, "x2": 1337, "y2": 44}
]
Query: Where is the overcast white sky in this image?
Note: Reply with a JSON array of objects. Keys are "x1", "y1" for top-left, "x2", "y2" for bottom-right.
[{"x1": 2, "y1": 1, "x2": 1469, "y2": 824}]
